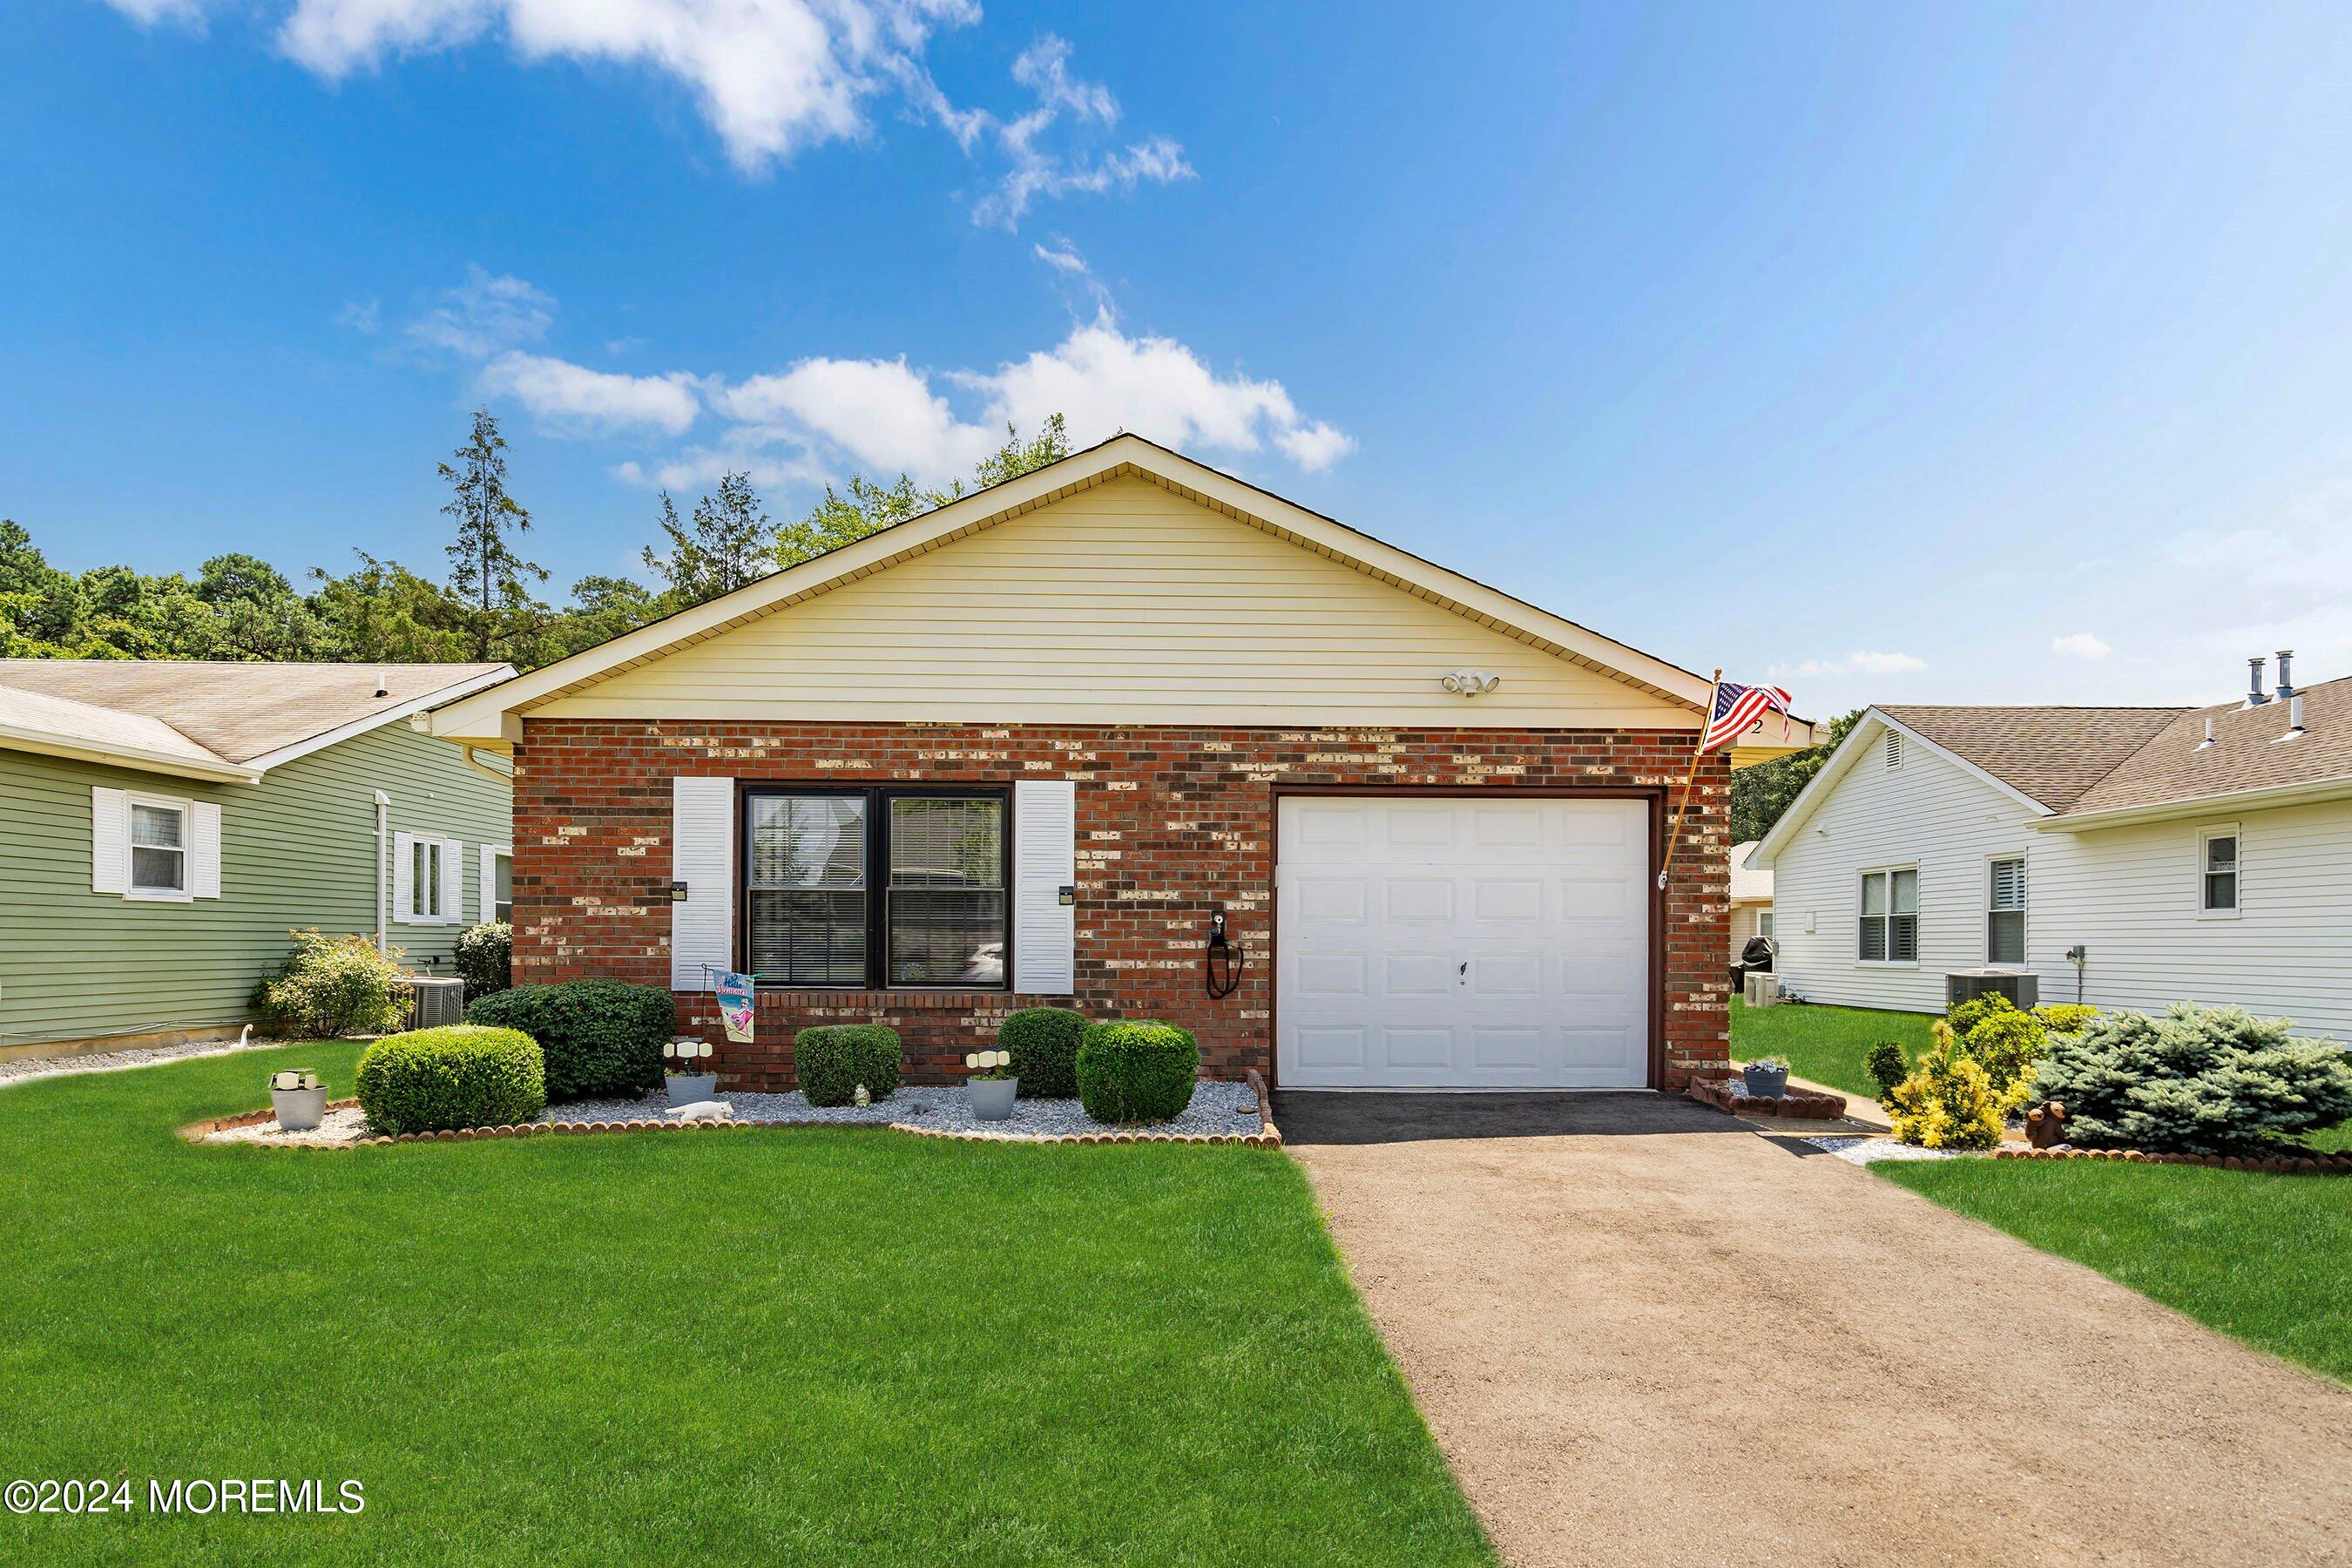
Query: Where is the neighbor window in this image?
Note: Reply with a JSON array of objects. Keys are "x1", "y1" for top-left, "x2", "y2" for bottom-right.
[
  {"x1": 129, "y1": 801, "x2": 187, "y2": 896},
  {"x1": 1859, "y1": 868, "x2": 1917, "y2": 962},
  {"x1": 743, "y1": 788, "x2": 1008, "y2": 990},
  {"x1": 2200, "y1": 828, "x2": 2240, "y2": 913},
  {"x1": 1757, "y1": 911, "x2": 1775, "y2": 939},
  {"x1": 395, "y1": 833, "x2": 458, "y2": 923},
  {"x1": 492, "y1": 850, "x2": 513, "y2": 923},
  {"x1": 1987, "y1": 857, "x2": 2026, "y2": 965}
]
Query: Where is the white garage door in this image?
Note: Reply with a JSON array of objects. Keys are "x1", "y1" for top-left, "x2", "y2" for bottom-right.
[{"x1": 1276, "y1": 796, "x2": 1652, "y2": 1089}]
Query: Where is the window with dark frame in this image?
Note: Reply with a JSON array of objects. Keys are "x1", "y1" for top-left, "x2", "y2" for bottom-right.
[{"x1": 743, "y1": 787, "x2": 1009, "y2": 990}]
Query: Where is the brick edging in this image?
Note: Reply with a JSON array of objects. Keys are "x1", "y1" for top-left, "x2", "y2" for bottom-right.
[
  {"x1": 1246, "y1": 1067, "x2": 1282, "y2": 1146},
  {"x1": 1992, "y1": 1146, "x2": 2352, "y2": 1174},
  {"x1": 1687, "y1": 1076, "x2": 1848, "y2": 1120}
]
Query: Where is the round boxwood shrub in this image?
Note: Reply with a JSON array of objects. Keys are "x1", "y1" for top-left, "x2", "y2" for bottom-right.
[
  {"x1": 795, "y1": 1024, "x2": 902, "y2": 1108},
  {"x1": 355, "y1": 1024, "x2": 545, "y2": 1136},
  {"x1": 1075, "y1": 1020, "x2": 1200, "y2": 1125},
  {"x1": 999, "y1": 1006, "x2": 1088, "y2": 1098},
  {"x1": 464, "y1": 979, "x2": 672, "y2": 1102}
]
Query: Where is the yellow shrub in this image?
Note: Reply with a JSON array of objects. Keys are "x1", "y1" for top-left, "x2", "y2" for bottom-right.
[{"x1": 1884, "y1": 1023, "x2": 2007, "y2": 1150}]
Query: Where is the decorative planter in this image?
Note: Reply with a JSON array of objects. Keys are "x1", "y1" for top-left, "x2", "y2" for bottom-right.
[
  {"x1": 1740, "y1": 1062, "x2": 1789, "y2": 1099},
  {"x1": 968, "y1": 1078, "x2": 1019, "y2": 1122},
  {"x1": 666, "y1": 1073, "x2": 720, "y2": 1105},
  {"x1": 271, "y1": 1085, "x2": 329, "y2": 1132}
]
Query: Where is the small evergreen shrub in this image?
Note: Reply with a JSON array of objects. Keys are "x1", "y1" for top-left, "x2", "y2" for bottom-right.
[
  {"x1": 1075, "y1": 1021, "x2": 1200, "y2": 1124},
  {"x1": 2035, "y1": 1004, "x2": 2099, "y2": 1038},
  {"x1": 455, "y1": 922, "x2": 512, "y2": 1004},
  {"x1": 1959, "y1": 1008, "x2": 2047, "y2": 1103},
  {"x1": 260, "y1": 929, "x2": 409, "y2": 1038},
  {"x1": 795, "y1": 1024, "x2": 902, "y2": 1107},
  {"x1": 1864, "y1": 1041, "x2": 1908, "y2": 1096},
  {"x1": 998, "y1": 1006, "x2": 1088, "y2": 1098},
  {"x1": 1944, "y1": 993, "x2": 2018, "y2": 1039},
  {"x1": 464, "y1": 979, "x2": 672, "y2": 1102},
  {"x1": 2031, "y1": 1003, "x2": 2352, "y2": 1154},
  {"x1": 1884, "y1": 1022, "x2": 2006, "y2": 1150},
  {"x1": 355, "y1": 1024, "x2": 544, "y2": 1135}
]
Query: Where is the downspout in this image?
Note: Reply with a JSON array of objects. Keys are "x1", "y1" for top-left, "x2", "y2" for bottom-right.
[
  {"x1": 459, "y1": 744, "x2": 514, "y2": 786},
  {"x1": 375, "y1": 789, "x2": 391, "y2": 953}
]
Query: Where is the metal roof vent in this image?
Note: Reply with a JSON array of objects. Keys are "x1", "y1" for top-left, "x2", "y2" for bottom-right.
[
  {"x1": 2276, "y1": 649, "x2": 2295, "y2": 701},
  {"x1": 2275, "y1": 691, "x2": 2306, "y2": 742},
  {"x1": 2196, "y1": 716, "x2": 2215, "y2": 750},
  {"x1": 2247, "y1": 656, "x2": 2268, "y2": 706},
  {"x1": 374, "y1": 668, "x2": 390, "y2": 700}
]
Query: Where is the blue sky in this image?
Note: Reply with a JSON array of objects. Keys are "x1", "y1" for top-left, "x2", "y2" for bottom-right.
[{"x1": 8, "y1": 2, "x2": 2352, "y2": 715}]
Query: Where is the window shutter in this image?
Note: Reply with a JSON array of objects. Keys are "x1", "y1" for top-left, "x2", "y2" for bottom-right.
[
  {"x1": 190, "y1": 802, "x2": 222, "y2": 899},
  {"x1": 672, "y1": 777, "x2": 734, "y2": 990},
  {"x1": 393, "y1": 832, "x2": 416, "y2": 921},
  {"x1": 91, "y1": 787, "x2": 130, "y2": 894},
  {"x1": 1013, "y1": 780, "x2": 1077, "y2": 994},
  {"x1": 481, "y1": 844, "x2": 499, "y2": 922},
  {"x1": 1990, "y1": 858, "x2": 2025, "y2": 911},
  {"x1": 442, "y1": 839, "x2": 464, "y2": 923}
]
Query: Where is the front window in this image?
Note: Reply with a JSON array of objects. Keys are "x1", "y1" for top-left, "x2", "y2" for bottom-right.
[
  {"x1": 2201, "y1": 831, "x2": 2239, "y2": 912},
  {"x1": 130, "y1": 801, "x2": 186, "y2": 894},
  {"x1": 1987, "y1": 857, "x2": 2026, "y2": 965},
  {"x1": 744, "y1": 788, "x2": 1008, "y2": 989},
  {"x1": 1860, "y1": 868, "x2": 1917, "y2": 963}
]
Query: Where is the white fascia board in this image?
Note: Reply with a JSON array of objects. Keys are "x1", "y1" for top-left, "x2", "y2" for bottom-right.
[
  {"x1": 2038, "y1": 774, "x2": 2352, "y2": 832},
  {"x1": 1750, "y1": 709, "x2": 2052, "y2": 868},
  {"x1": 245, "y1": 666, "x2": 517, "y2": 773},
  {"x1": 0, "y1": 727, "x2": 262, "y2": 784},
  {"x1": 429, "y1": 435, "x2": 1732, "y2": 740}
]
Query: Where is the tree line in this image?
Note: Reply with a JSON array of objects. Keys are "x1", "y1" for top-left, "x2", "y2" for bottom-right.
[{"x1": 0, "y1": 411, "x2": 1071, "y2": 672}]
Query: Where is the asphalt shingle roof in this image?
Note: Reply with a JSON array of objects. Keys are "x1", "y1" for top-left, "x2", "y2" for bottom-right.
[{"x1": 1876, "y1": 705, "x2": 2187, "y2": 811}]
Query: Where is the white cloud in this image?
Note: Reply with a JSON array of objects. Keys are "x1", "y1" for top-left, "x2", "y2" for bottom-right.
[
  {"x1": 1771, "y1": 650, "x2": 1928, "y2": 679},
  {"x1": 476, "y1": 351, "x2": 700, "y2": 436},
  {"x1": 406, "y1": 266, "x2": 552, "y2": 357},
  {"x1": 335, "y1": 298, "x2": 382, "y2": 333},
  {"x1": 101, "y1": 0, "x2": 208, "y2": 24},
  {"x1": 719, "y1": 356, "x2": 997, "y2": 483},
  {"x1": 1032, "y1": 239, "x2": 1089, "y2": 276},
  {"x1": 1276, "y1": 422, "x2": 1356, "y2": 472},
  {"x1": 2051, "y1": 632, "x2": 2112, "y2": 660}
]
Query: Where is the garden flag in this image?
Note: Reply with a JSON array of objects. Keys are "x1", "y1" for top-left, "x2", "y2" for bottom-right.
[
  {"x1": 717, "y1": 970, "x2": 756, "y2": 1044},
  {"x1": 1700, "y1": 679, "x2": 1795, "y2": 754}
]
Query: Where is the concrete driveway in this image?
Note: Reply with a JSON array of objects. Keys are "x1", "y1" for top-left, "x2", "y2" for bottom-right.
[{"x1": 1280, "y1": 1091, "x2": 2352, "y2": 1567}]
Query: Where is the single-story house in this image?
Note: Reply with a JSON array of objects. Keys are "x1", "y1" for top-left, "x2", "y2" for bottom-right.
[
  {"x1": 1754, "y1": 659, "x2": 2352, "y2": 1041},
  {"x1": 0, "y1": 660, "x2": 514, "y2": 1058},
  {"x1": 427, "y1": 436, "x2": 1810, "y2": 1093},
  {"x1": 1728, "y1": 841, "x2": 1774, "y2": 961}
]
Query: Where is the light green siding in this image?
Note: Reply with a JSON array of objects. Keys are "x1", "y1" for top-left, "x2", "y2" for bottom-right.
[{"x1": 0, "y1": 721, "x2": 511, "y2": 1051}]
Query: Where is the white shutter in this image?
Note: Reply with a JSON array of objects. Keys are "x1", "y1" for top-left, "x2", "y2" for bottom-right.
[
  {"x1": 442, "y1": 839, "x2": 464, "y2": 923},
  {"x1": 92, "y1": 787, "x2": 130, "y2": 894},
  {"x1": 393, "y1": 832, "x2": 416, "y2": 922},
  {"x1": 190, "y1": 802, "x2": 222, "y2": 899},
  {"x1": 672, "y1": 776, "x2": 734, "y2": 990},
  {"x1": 481, "y1": 844, "x2": 500, "y2": 922},
  {"x1": 1013, "y1": 779, "x2": 1077, "y2": 994},
  {"x1": 1990, "y1": 858, "x2": 2026, "y2": 911}
]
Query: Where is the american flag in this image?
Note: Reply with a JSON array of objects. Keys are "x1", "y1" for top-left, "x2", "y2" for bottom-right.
[{"x1": 1700, "y1": 680, "x2": 1794, "y2": 754}]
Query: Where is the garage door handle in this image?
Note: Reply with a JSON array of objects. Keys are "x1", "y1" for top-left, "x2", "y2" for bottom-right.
[{"x1": 1458, "y1": 962, "x2": 1469, "y2": 980}]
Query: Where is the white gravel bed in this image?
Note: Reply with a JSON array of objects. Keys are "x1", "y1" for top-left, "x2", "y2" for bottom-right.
[
  {"x1": 3, "y1": 1031, "x2": 287, "y2": 1088},
  {"x1": 206, "y1": 1079, "x2": 1266, "y2": 1147},
  {"x1": 1805, "y1": 1135, "x2": 1986, "y2": 1166}
]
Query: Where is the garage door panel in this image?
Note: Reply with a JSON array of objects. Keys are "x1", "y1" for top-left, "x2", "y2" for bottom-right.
[{"x1": 1278, "y1": 795, "x2": 1651, "y2": 1090}]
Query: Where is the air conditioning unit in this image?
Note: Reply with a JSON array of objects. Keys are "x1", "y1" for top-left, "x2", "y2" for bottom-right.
[
  {"x1": 405, "y1": 976, "x2": 468, "y2": 1031},
  {"x1": 1946, "y1": 970, "x2": 2038, "y2": 1010},
  {"x1": 1743, "y1": 970, "x2": 1781, "y2": 1007}
]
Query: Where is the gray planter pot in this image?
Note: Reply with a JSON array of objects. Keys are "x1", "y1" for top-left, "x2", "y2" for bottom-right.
[
  {"x1": 666, "y1": 1072, "x2": 719, "y2": 1105},
  {"x1": 1741, "y1": 1063, "x2": 1789, "y2": 1099},
  {"x1": 968, "y1": 1077, "x2": 1018, "y2": 1122},
  {"x1": 271, "y1": 1085, "x2": 328, "y2": 1132}
]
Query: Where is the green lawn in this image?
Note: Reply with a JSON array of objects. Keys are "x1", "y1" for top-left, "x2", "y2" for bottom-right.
[
  {"x1": 0, "y1": 1044, "x2": 1489, "y2": 1565},
  {"x1": 1728, "y1": 997, "x2": 1936, "y2": 1099},
  {"x1": 1877, "y1": 1159, "x2": 2352, "y2": 1384}
]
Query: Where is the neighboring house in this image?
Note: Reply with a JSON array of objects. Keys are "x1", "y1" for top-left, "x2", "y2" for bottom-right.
[
  {"x1": 1755, "y1": 662, "x2": 2352, "y2": 1041},
  {"x1": 429, "y1": 436, "x2": 1811, "y2": 1094},
  {"x1": 1727, "y1": 841, "x2": 1774, "y2": 961},
  {"x1": 0, "y1": 661, "x2": 514, "y2": 1058}
]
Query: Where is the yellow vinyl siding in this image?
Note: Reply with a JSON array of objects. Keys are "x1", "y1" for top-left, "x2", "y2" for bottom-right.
[{"x1": 537, "y1": 476, "x2": 1691, "y2": 728}]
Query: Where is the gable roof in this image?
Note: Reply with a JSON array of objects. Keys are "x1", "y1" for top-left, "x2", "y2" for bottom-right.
[
  {"x1": 1875, "y1": 705, "x2": 2187, "y2": 812},
  {"x1": 0, "y1": 661, "x2": 512, "y2": 781},
  {"x1": 430, "y1": 435, "x2": 1806, "y2": 749}
]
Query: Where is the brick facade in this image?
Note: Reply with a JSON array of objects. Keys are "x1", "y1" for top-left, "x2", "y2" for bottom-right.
[{"x1": 513, "y1": 719, "x2": 1732, "y2": 1093}]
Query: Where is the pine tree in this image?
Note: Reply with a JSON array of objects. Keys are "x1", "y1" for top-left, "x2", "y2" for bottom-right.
[
  {"x1": 770, "y1": 416, "x2": 1071, "y2": 569},
  {"x1": 643, "y1": 471, "x2": 773, "y2": 606},
  {"x1": 438, "y1": 409, "x2": 546, "y2": 662}
]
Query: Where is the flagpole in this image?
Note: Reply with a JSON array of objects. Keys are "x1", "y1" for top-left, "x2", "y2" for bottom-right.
[{"x1": 1657, "y1": 669, "x2": 1721, "y2": 892}]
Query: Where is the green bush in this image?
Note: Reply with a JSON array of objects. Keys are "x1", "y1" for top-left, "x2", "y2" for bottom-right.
[
  {"x1": 464, "y1": 980, "x2": 672, "y2": 1102},
  {"x1": 999, "y1": 1006, "x2": 1088, "y2": 1098},
  {"x1": 455, "y1": 922, "x2": 512, "y2": 1004},
  {"x1": 1075, "y1": 1021, "x2": 1200, "y2": 1125},
  {"x1": 1884, "y1": 1023, "x2": 2006, "y2": 1150},
  {"x1": 260, "y1": 929, "x2": 409, "y2": 1038},
  {"x1": 795, "y1": 1024, "x2": 902, "y2": 1108},
  {"x1": 355, "y1": 1024, "x2": 545, "y2": 1135},
  {"x1": 2032, "y1": 1003, "x2": 2352, "y2": 1154},
  {"x1": 1864, "y1": 1041, "x2": 1908, "y2": 1095},
  {"x1": 1944, "y1": 993, "x2": 2018, "y2": 1039},
  {"x1": 2035, "y1": 1003, "x2": 2099, "y2": 1037}
]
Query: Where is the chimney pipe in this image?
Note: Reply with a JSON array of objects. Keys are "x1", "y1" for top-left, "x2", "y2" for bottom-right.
[
  {"x1": 373, "y1": 668, "x2": 389, "y2": 700},
  {"x1": 2290, "y1": 692, "x2": 2306, "y2": 734},
  {"x1": 2197, "y1": 716, "x2": 2214, "y2": 750},
  {"x1": 2276, "y1": 649, "x2": 2295, "y2": 700},
  {"x1": 2247, "y1": 656, "x2": 2268, "y2": 706}
]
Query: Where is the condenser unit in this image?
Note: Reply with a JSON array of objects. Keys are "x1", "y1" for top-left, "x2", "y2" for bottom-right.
[
  {"x1": 405, "y1": 976, "x2": 468, "y2": 1030},
  {"x1": 1946, "y1": 970, "x2": 2038, "y2": 1010}
]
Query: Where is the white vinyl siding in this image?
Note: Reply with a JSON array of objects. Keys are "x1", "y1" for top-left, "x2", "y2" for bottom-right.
[
  {"x1": 1987, "y1": 857, "x2": 2026, "y2": 964},
  {"x1": 531, "y1": 476, "x2": 1693, "y2": 731}
]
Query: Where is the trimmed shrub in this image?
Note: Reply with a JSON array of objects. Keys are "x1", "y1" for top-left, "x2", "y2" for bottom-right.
[
  {"x1": 795, "y1": 1024, "x2": 902, "y2": 1108},
  {"x1": 2031, "y1": 1003, "x2": 2352, "y2": 1155},
  {"x1": 2035, "y1": 1004, "x2": 2099, "y2": 1038},
  {"x1": 999, "y1": 1006, "x2": 1088, "y2": 1098},
  {"x1": 1944, "y1": 992, "x2": 2019, "y2": 1039},
  {"x1": 1863, "y1": 1041, "x2": 1908, "y2": 1096},
  {"x1": 1883, "y1": 1023, "x2": 2005, "y2": 1150},
  {"x1": 455, "y1": 922, "x2": 512, "y2": 1004},
  {"x1": 260, "y1": 929, "x2": 409, "y2": 1038},
  {"x1": 1959, "y1": 1007, "x2": 2047, "y2": 1104},
  {"x1": 355, "y1": 1024, "x2": 544, "y2": 1135},
  {"x1": 1075, "y1": 1021, "x2": 1200, "y2": 1125},
  {"x1": 464, "y1": 980, "x2": 672, "y2": 1102}
]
